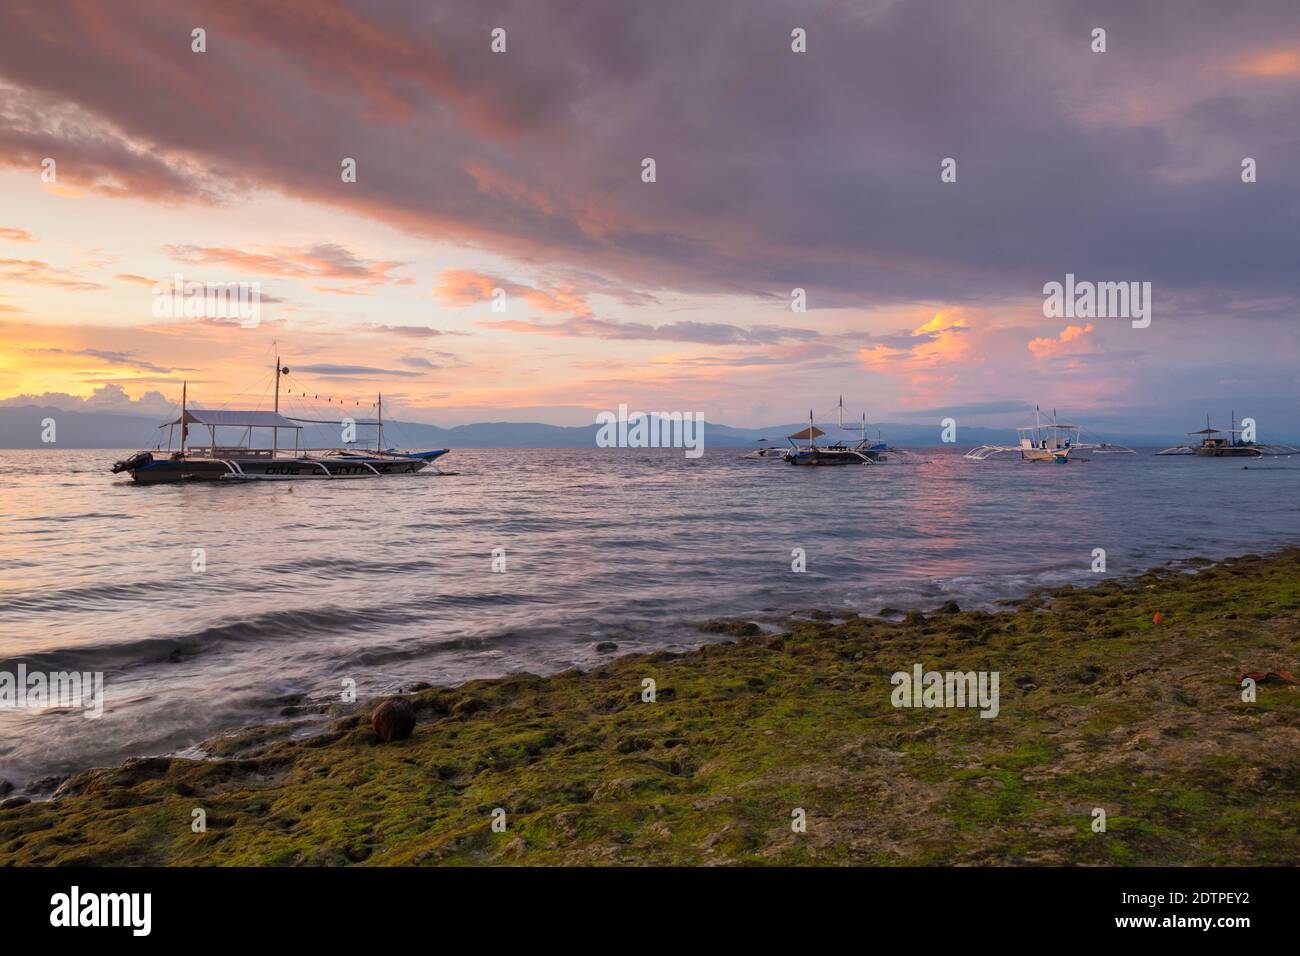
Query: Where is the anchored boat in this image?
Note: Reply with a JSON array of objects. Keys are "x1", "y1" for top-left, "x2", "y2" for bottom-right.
[
  {"x1": 1156, "y1": 413, "x2": 1298, "y2": 458},
  {"x1": 965, "y1": 406, "x2": 1135, "y2": 463},
  {"x1": 111, "y1": 358, "x2": 449, "y2": 483},
  {"x1": 783, "y1": 398, "x2": 895, "y2": 466},
  {"x1": 740, "y1": 440, "x2": 786, "y2": 459}
]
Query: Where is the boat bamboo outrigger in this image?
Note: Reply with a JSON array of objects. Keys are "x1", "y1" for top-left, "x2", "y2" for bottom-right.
[
  {"x1": 965, "y1": 406, "x2": 1135, "y2": 463},
  {"x1": 1156, "y1": 413, "x2": 1298, "y2": 458},
  {"x1": 111, "y1": 357, "x2": 450, "y2": 483},
  {"x1": 782, "y1": 398, "x2": 897, "y2": 466}
]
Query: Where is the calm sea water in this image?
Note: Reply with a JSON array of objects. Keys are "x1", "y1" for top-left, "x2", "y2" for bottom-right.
[{"x1": 3, "y1": 446, "x2": 1299, "y2": 790}]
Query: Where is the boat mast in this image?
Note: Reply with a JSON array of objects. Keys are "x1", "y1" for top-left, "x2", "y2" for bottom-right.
[
  {"x1": 180, "y1": 380, "x2": 188, "y2": 455},
  {"x1": 272, "y1": 354, "x2": 281, "y2": 459},
  {"x1": 377, "y1": 392, "x2": 383, "y2": 453}
]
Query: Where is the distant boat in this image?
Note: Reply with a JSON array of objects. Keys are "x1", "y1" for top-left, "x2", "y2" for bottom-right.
[
  {"x1": 965, "y1": 406, "x2": 1135, "y2": 463},
  {"x1": 111, "y1": 357, "x2": 450, "y2": 483},
  {"x1": 1156, "y1": 413, "x2": 1298, "y2": 458},
  {"x1": 740, "y1": 439, "x2": 785, "y2": 459}
]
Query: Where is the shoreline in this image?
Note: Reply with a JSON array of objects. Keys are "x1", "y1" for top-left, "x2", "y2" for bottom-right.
[{"x1": 2, "y1": 548, "x2": 1297, "y2": 865}]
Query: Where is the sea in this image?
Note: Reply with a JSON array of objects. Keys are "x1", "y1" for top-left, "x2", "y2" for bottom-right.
[{"x1": 3, "y1": 445, "x2": 1299, "y2": 791}]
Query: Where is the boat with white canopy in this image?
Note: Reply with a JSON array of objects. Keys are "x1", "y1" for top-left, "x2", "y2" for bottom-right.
[
  {"x1": 111, "y1": 357, "x2": 449, "y2": 483},
  {"x1": 1156, "y1": 413, "x2": 1298, "y2": 458},
  {"x1": 965, "y1": 406, "x2": 1135, "y2": 463}
]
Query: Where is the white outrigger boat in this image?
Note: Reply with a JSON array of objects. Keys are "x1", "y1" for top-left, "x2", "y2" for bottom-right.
[
  {"x1": 112, "y1": 358, "x2": 449, "y2": 484},
  {"x1": 1156, "y1": 413, "x2": 1298, "y2": 458},
  {"x1": 740, "y1": 440, "x2": 786, "y2": 459},
  {"x1": 965, "y1": 406, "x2": 1135, "y2": 463}
]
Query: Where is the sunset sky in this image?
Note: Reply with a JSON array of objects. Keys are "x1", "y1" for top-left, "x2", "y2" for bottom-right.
[{"x1": 1, "y1": 0, "x2": 1297, "y2": 432}]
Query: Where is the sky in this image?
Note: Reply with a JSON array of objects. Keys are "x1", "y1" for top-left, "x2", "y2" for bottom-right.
[{"x1": 0, "y1": 0, "x2": 1297, "y2": 435}]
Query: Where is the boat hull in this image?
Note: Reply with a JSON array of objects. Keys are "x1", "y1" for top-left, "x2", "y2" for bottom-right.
[
  {"x1": 1020, "y1": 448, "x2": 1072, "y2": 463},
  {"x1": 128, "y1": 458, "x2": 234, "y2": 483},
  {"x1": 1193, "y1": 446, "x2": 1260, "y2": 458},
  {"x1": 124, "y1": 452, "x2": 442, "y2": 483},
  {"x1": 784, "y1": 450, "x2": 867, "y2": 466}
]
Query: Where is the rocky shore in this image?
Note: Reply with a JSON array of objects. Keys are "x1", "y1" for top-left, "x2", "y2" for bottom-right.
[{"x1": 2, "y1": 550, "x2": 1297, "y2": 865}]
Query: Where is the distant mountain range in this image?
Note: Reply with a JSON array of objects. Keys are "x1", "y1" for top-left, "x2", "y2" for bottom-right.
[{"x1": 0, "y1": 404, "x2": 1221, "y2": 449}]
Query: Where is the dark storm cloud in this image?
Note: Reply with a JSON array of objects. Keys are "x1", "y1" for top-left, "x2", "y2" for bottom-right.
[{"x1": 0, "y1": 0, "x2": 1296, "y2": 313}]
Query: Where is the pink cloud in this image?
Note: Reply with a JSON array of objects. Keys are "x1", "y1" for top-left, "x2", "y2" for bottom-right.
[
  {"x1": 164, "y1": 243, "x2": 406, "y2": 286},
  {"x1": 1027, "y1": 323, "x2": 1095, "y2": 361}
]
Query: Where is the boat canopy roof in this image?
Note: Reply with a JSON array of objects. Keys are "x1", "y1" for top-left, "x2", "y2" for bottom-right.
[
  {"x1": 167, "y1": 409, "x2": 302, "y2": 429},
  {"x1": 788, "y1": 425, "x2": 826, "y2": 440}
]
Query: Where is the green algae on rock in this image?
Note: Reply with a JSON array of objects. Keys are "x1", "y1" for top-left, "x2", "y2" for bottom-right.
[{"x1": 2, "y1": 550, "x2": 1298, "y2": 866}]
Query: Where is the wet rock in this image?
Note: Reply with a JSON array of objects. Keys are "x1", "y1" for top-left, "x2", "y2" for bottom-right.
[
  {"x1": 935, "y1": 600, "x2": 961, "y2": 615},
  {"x1": 0, "y1": 796, "x2": 30, "y2": 810},
  {"x1": 595, "y1": 641, "x2": 618, "y2": 652},
  {"x1": 451, "y1": 697, "x2": 488, "y2": 718},
  {"x1": 24, "y1": 775, "x2": 66, "y2": 794},
  {"x1": 700, "y1": 619, "x2": 760, "y2": 637},
  {"x1": 371, "y1": 697, "x2": 416, "y2": 743},
  {"x1": 53, "y1": 770, "x2": 102, "y2": 799},
  {"x1": 0, "y1": 780, "x2": 12, "y2": 796}
]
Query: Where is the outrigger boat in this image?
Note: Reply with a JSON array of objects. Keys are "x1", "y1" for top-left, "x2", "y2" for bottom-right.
[
  {"x1": 740, "y1": 439, "x2": 785, "y2": 459},
  {"x1": 783, "y1": 398, "x2": 892, "y2": 466},
  {"x1": 1156, "y1": 413, "x2": 1298, "y2": 458},
  {"x1": 965, "y1": 406, "x2": 1135, "y2": 463},
  {"x1": 111, "y1": 358, "x2": 450, "y2": 484}
]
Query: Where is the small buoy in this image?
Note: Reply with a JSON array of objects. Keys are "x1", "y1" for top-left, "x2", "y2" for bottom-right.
[{"x1": 1153, "y1": 612, "x2": 1163, "y2": 625}]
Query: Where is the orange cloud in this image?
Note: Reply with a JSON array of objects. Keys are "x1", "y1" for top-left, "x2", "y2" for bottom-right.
[
  {"x1": 1233, "y1": 46, "x2": 1300, "y2": 78},
  {"x1": 858, "y1": 311, "x2": 972, "y2": 371},
  {"x1": 1027, "y1": 323, "x2": 1094, "y2": 361},
  {"x1": 435, "y1": 269, "x2": 591, "y2": 318},
  {"x1": 114, "y1": 273, "x2": 156, "y2": 286}
]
